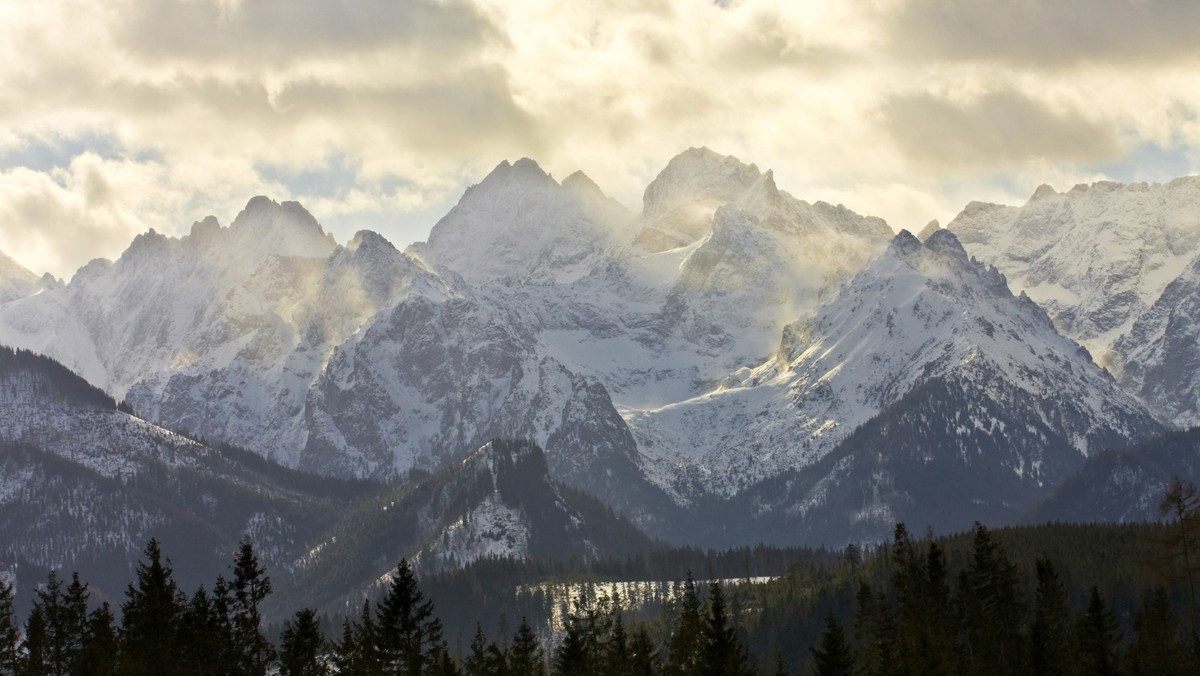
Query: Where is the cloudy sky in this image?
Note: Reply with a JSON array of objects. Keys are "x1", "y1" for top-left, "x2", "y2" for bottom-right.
[{"x1": 2, "y1": 0, "x2": 1198, "y2": 277}]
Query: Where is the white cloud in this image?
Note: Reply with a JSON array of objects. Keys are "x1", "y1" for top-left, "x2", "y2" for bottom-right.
[{"x1": 0, "y1": 0, "x2": 1196, "y2": 276}]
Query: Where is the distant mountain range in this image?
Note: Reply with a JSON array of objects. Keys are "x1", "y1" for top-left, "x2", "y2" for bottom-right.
[{"x1": 2, "y1": 148, "x2": 1199, "y2": 610}]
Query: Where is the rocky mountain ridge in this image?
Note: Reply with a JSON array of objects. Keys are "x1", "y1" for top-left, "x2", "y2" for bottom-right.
[{"x1": 0, "y1": 151, "x2": 1192, "y2": 551}]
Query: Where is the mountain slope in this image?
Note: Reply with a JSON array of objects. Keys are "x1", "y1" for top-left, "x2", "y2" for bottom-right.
[
  {"x1": 408, "y1": 158, "x2": 633, "y2": 285},
  {"x1": 282, "y1": 438, "x2": 658, "y2": 614},
  {"x1": 1109, "y1": 257, "x2": 1200, "y2": 426},
  {"x1": 629, "y1": 229, "x2": 1162, "y2": 505},
  {"x1": 485, "y1": 149, "x2": 894, "y2": 411},
  {"x1": 1027, "y1": 427, "x2": 1200, "y2": 524},
  {"x1": 948, "y1": 176, "x2": 1200, "y2": 363},
  {"x1": 0, "y1": 199, "x2": 459, "y2": 467},
  {"x1": 0, "y1": 346, "x2": 370, "y2": 613},
  {"x1": 0, "y1": 249, "x2": 46, "y2": 304}
]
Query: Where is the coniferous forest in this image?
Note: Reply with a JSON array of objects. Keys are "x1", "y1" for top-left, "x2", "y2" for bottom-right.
[{"x1": 2, "y1": 478, "x2": 1198, "y2": 675}]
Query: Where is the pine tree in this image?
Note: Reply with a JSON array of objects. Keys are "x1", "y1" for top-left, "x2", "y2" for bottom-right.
[
  {"x1": 957, "y1": 523, "x2": 1025, "y2": 676},
  {"x1": 355, "y1": 599, "x2": 384, "y2": 675},
  {"x1": 118, "y1": 538, "x2": 185, "y2": 675},
  {"x1": 665, "y1": 573, "x2": 703, "y2": 676},
  {"x1": 508, "y1": 618, "x2": 546, "y2": 676},
  {"x1": 31, "y1": 572, "x2": 68, "y2": 676},
  {"x1": 330, "y1": 617, "x2": 361, "y2": 675},
  {"x1": 73, "y1": 603, "x2": 117, "y2": 676},
  {"x1": 1156, "y1": 477, "x2": 1200, "y2": 637},
  {"x1": 554, "y1": 594, "x2": 601, "y2": 676},
  {"x1": 465, "y1": 625, "x2": 490, "y2": 676},
  {"x1": 279, "y1": 608, "x2": 328, "y2": 676},
  {"x1": 603, "y1": 612, "x2": 629, "y2": 676},
  {"x1": 179, "y1": 585, "x2": 233, "y2": 675},
  {"x1": 20, "y1": 606, "x2": 48, "y2": 676},
  {"x1": 1029, "y1": 556, "x2": 1070, "y2": 676},
  {"x1": 230, "y1": 539, "x2": 275, "y2": 675},
  {"x1": 1125, "y1": 586, "x2": 1186, "y2": 676},
  {"x1": 1074, "y1": 586, "x2": 1121, "y2": 676},
  {"x1": 701, "y1": 582, "x2": 751, "y2": 676},
  {"x1": 376, "y1": 559, "x2": 443, "y2": 675},
  {"x1": 25, "y1": 571, "x2": 89, "y2": 676},
  {"x1": 59, "y1": 574, "x2": 89, "y2": 676},
  {"x1": 627, "y1": 626, "x2": 657, "y2": 676},
  {"x1": 0, "y1": 579, "x2": 19, "y2": 676},
  {"x1": 889, "y1": 527, "x2": 956, "y2": 676},
  {"x1": 853, "y1": 583, "x2": 896, "y2": 676},
  {"x1": 485, "y1": 641, "x2": 508, "y2": 676},
  {"x1": 809, "y1": 611, "x2": 854, "y2": 676}
]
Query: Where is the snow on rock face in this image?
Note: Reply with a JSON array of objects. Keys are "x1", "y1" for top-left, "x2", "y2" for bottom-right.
[
  {"x1": 629, "y1": 229, "x2": 1160, "y2": 502},
  {"x1": 0, "y1": 249, "x2": 45, "y2": 305},
  {"x1": 300, "y1": 293, "x2": 641, "y2": 487},
  {"x1": 516, "y1": 153, "x2": 892, "y2": 413},
  {"x1": 0, "y1": 197, "x2": 458, "y2": 467},
  {"x1": 408, "y1": 158, "x2": 634, "y2": 285},
  {"x1": 418, "y1": 492, "x2": 530, "y2": 569},
  {"x1": 1110, "y1": 256, "x2": 1200, "y2": 426},
  {"x1": 637, "y1": 147, "x2": 764, "y2": 250},
  {"x1": 949, "y1": 176, "x2": 1200, "y2": 361}
]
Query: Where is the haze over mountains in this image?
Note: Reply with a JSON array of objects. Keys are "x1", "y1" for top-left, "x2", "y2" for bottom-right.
[{"x1": 2, "y1": 147, "x2": 1200, "y2": 612}]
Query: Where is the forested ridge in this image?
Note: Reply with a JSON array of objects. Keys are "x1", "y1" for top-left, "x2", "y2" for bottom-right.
[{"x1": 2, "y1": 481, "x2": 1198, "y2": 675}]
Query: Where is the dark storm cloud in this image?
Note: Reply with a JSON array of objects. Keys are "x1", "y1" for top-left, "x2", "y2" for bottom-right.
[
  {"x1": 884, "y1": 89, "x2": 1123, "y2": 170},
  {"x1": 889, "y1": 0, "x2": 1200, "y2": 66}
]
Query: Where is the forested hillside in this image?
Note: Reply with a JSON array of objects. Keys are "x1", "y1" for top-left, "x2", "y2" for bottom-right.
[{"x1": 4, "y1": 499, "x2": 1198, "y2": 675}]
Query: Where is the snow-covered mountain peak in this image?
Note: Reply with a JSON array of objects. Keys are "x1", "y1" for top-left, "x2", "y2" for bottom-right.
[
  {"x1": 562, "y1": 169, "x2": 603, "y2": 197},
  {"x1": 345, "y1": 229, "x2": 397, "y2": 255},
  {"x1": 916, "y1": 219, "x2": 941, "y2": 241},
  {"x1": 227, "y1": 196, "x2": 337, "y2": 260},
  {"x1": 186, "y1": 215, "x2": 222, "y2": 243},
  {"x1": 886, "y1": 228, "x2": 922, "y2": 256},
  {"x1": 637, "y1": 147, "x2": 763, "y2": 250},
  {"x1": 950, "y1": 174, "x2": 1200, "y2": 358},
  {"x1": 475, "y1": 157, "x2": 557, "y2": 192},
  {"x1": 0, "y1": 248, "x2": 45, "y2": 305},
  {"x1": 409, "y1": 157, "x2": 634, "y2": 285},
  {"x1": 730, "y1": 169, "x2": 782, "y2": 214},
  {"x1": 0, "y1": 249, "x2": 37, "y2": 285},
  {"x1": 1031, "y1": 183, "x2": 1058, "y2": 201},
  {"x1": 922, "y1": 227, "x2": 970, "y2": 260}
]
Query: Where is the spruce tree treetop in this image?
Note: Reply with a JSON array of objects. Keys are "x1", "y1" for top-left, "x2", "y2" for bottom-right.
[
  {"x1": 0, "y1": 579, "x2": 18, "y2": 676},
  {"x1": 119, "y1": 538, "x2": 185, "y2": 676}
]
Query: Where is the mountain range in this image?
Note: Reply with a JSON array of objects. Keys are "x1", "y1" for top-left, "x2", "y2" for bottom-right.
[{"x1": 1, "y1": 147, "x2": 1199, "y2": 612}]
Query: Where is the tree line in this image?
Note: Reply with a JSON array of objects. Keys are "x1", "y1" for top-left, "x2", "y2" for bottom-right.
[
  {"x1": 807, "y1": 520, "x2": 1199, "y2": 676},
  {"x1": 3, "y1": 478, "x2": 1198, "y2": 675}
]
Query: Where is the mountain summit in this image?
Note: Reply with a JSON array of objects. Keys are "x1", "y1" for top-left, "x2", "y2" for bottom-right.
[
  {"x1": 630, "y1": 228, "x2": 1161, "y2": 507},
  {"x1": 408, "y1": 158, "x2": 633, "y2": 285}
]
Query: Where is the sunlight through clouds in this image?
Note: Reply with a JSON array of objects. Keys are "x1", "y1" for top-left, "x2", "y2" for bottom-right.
[{"x1": 0, "y1": 0, "x2": 1197, "y2": 277}]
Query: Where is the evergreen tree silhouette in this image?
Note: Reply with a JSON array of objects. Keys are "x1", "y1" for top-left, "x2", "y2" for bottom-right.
[
  {"x1": 0, "y1": 579, "x2": 19, "y2": 676},
  {"x1": 118, "y1": 539, "x2": 185, "y2": 675},
  {"x1": 665, "y1": 573, "x2": 702, "y2": 676},
  {"x1": 1074, "y1": 587, "x2": 1121, "y2": 676},
  {"x1": 627, "y1": 626, "x2": 657, "y2": 676},
  {"x1": 279, "y1": 608, "x2": 328, "y2": 676},
  {"x1": 1126, "y1": 586, "x2": 1187, "y2": 676},
  {"x1": 375, "y1": 559, "x2": 449, "y2": 675},
  {"x1": 74, "y1": 603, "x2": 117, "y2": 676},
  {"x1": 809, "y1": 611, "x2": 854, "y2": 676},
  {"x1": 230, "y1": 539, "x2": 275, "y2": 675},
  {"x1": 20, "y1": 606, "x2": 48, "y2": 676},
  {"x1": 1028, "y1": 555, "x2": 1070, "y2": 676},
  {"x1": 508, "y1": 617, "x2": 546, "y2": 676},
  {"x1": 701, "y1": 581, "x2": 751, "y2": 676}
]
